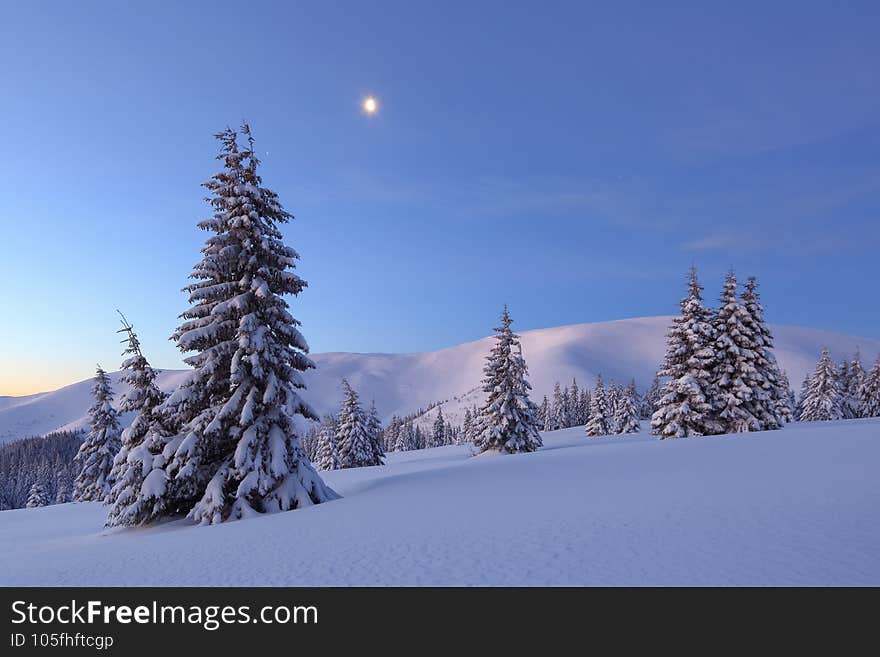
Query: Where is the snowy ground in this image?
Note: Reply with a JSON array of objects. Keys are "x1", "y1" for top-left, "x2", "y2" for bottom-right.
[{"x1": 2, "y1": 419, "x2": 878, "y2": 586}]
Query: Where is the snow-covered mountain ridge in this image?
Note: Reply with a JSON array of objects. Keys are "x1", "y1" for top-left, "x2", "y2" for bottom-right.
[{"x1": 2, "y1": 316, "x2": 878, "y2": 443}]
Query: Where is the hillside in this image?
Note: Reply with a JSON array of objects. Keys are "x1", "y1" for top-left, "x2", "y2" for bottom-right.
[
  {"x1": 2, "y1": 418, "x2": 878, "y2": 586},
  {"x1": 2, "y1": 316, "x2": 879, "y2": 443}
]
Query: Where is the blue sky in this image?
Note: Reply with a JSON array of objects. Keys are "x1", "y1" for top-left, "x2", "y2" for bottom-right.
[{"x1": 1, "y1": 1, "x2": 878, "y2": 395}]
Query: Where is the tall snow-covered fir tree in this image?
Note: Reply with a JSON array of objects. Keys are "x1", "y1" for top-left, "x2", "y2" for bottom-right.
[
  {"x1": 606, "y1": 381, "x2": 620, "y2": 432},
  {"x1": 614, "y1": 381, "x2": 640, "y2": 434},
  {"x1": 841, "y1": 351, "x2": 866, "y2": 419},
  {"x1": 799, "y1": 349, "x2": 842, "y2": 422},
  {"x1": 711, "y1": 271, "x2": 761, "y2": 433},
  {"x1": 105, "y1": 315, "x2": 173, "y2": 527},
  {"x1": 550, "y1": 382, "x2": 565, "y2": 431},
  {"x1": 314, "y1": 416, "x2": 340, "y2": 471},
  {"x1": 585, "y1": 374, "x2": 610, "y2": 437},
  {"x1": 651, "y1": 267, "x2": 719, "y2": 438},
  {"x1": 154, "y1": 124, "x2": 337, "y2": 524},
  {"x1": 859, "y1": 356, "x2": 880, "y2": 418},
  {"x1": 366, "y1": 401, "x2": 385, "y2": 464},
  {"x1": 568, "y1": 379, "x2": 581, "y2": 425},
  {"x1": 739, "y1": 276, "x2": 785, "y2": 430},
  {"x1": 336, "y1": 380, "x2": 378, "y2": 468},
  {"x1": 73, "y1": 366, "x2": 122, "y2": 502},
  {"x1": 472, "y1": 306, "x2": 543, "y2": 454}
]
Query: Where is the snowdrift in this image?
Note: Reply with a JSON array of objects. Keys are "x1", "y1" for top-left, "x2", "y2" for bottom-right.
[{"x1": 2, "y1": 418, "x2": 878, "y2": 586}]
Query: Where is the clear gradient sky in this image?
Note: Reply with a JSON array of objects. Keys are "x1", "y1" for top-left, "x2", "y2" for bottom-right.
[{"x1": 1, "y1": 1, "x2": 878, "y2": 395}]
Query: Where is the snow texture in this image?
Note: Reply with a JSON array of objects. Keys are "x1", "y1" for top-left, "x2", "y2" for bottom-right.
[{"x1": 2, "y1": 418, "x2": 878, "y2": 586}]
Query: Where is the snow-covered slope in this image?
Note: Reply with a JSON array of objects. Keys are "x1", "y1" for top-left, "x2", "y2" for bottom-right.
[
  {"x1": 2, "y1": 418, "x2": 878, "y2": 586},
  {"x1": 2, "y1": 316, "x2": 878, "y2": 443}
]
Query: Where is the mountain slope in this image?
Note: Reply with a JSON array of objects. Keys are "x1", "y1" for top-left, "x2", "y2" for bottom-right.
[{"x1": 1, "y1": 316, "x2": 878, "y2": 443}]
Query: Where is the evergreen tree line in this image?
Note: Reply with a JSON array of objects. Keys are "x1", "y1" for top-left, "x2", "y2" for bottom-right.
[
  {"x1": 301, "y1": 379, "x2": 385, "y2": 471},
  {"x1": 537, "y1": 376, "x2": 641, "y2": 436},
  {"x1": 651, "y1": 268, "x2": 794, "y2": 438},
  {"x1": 796, "y1": 348, "x2": 880, "y2": 422},
  {"x1": 0, "y1": 431, "x2": 82, "y2": 509}
]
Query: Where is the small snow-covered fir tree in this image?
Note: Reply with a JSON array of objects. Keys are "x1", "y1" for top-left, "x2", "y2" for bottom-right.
[
  {"x1": 857, "y1": 356, "x2": 880, "y2": 418},
  {"x1": 462, "y1": 407, "x2": 474, "y2": 442},
  {"x1": 740, "y1": 276, "x2": 784, "y2": 431},
  {"x1": 538, "y1": 396, "x2": 550, "y2": 431},
  {"x1": 366, "y1": 401, "x2": 385, "y2": 464},
  {"x1": 651, "y1": 267, "x2": 719, "y2": 438},
  {"x1": 105, "y1": 315, "x2": 172, "y2": 527},
  {"x1": 314, "y1": 417, "x2": 340, "y2": 471},
  {"x1": 550, "y1": 382, "x2": 565, "y2": 431},
  {"x1": 156, "y1": 124, "x2": 337, "y2": 524},
  {"x1": 614, "y1": 381, "x2": 640, "y2": 434},
  {"x1": 841, "y1": 351, "x2": 866, "y2": 419},
  {"x1": 710, "y1": 271, "x2": 761, "y2": 433},
  {"x1": 74, "y1": 366, "x2": 122, "y2": 502},
  {"x1": 776, "y1": 369, "x2": 795, "y2": 424},
  {"x1": 795, "y1": 373, "x2": 811, "y2": 420},
  {"x1": 26, "y1": 480, "x2": 50, "y2": 508},
  {"x1": 641, "y1": 375, "x2": 661, "y2": 420},
  {"x1": 578, "y1": 388, "x2": 591, "y2": 426},
  {"x1": 431, "y1": 407, "x2": 446, "y2": 449},
  {"x1": 585, "y1": 374, "x2": 611, "y2": 437},
  {"x1": 336, "y1": 380, "x2": 378, "y2": 468},
  {"x1": 472, "y1": 306, "x2": 543, "y2": 454},
  {"x1": 55, "y1": 470, "x2": 72, "y2": 504},
  {"x1": 799, "y1": 349, "x2": 842, "y2": 422}
]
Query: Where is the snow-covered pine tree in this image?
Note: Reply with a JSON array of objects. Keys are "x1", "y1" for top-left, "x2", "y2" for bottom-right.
[
  {"x1": 794, "y1": 373, "x2": 810, "y2": 420},
  {"x1": 472, "y1": 306, "x2": 543, "y2": 454},
  {"x1": 393, "y1": 421, "x2": 415, "y2": 452},
  {"x1": 578, "y1": 388, "x2": 591, "y2": 426},
  {"x1": 651, "y1": 267, "x2": 719, "y2": 438},
  {"x1": 26, "y1": 480, "x2": 49, "y2": 508},
  {"x1": 462, "y1": 407, "x2": 474, "y2": 443},
  {"x1": 740, "y1": 276, "x2": 784, "y2": 431},
  {"x1": 641, "y1": 375, "x2": 661, "y2": 420},
  {"x1": 74, "y1": 366, "x2": 122, "y2": 502},
  {"x1": 550, "y1": 382, "x2": 565, "y2": 431},
  {"x1": 776, "y1": 369, "x2": 795, "y2": 424},
  {"x1": 799, "y1": 349, "x2": 842, "y2": 422},
  {"x1": 568, "y1": 379, "x2": 580, "y2": 426},
  {"x1": 538, "y1": 396, "x2": 549, "y2": 431},
  {"x1": 156, "y1": 124, "x2": 337, "y2": 524},
  {"x1": 314, "y1": 416, "x2": 340, "y2": 471},
  {"x1": 561, "y1": 386, "x2": 572, "y2": 428},
  {"x1": 366, "y1": 401, "x2": 385, "y2": 465},
  {"x1": 615, "y1": 381, "x2": 640, "y2": 434},
  {"x1": 431, "y1": 407, "x2": 446, "y2": 449},
  {"x1": 105, "y1": 314, "x2": 173, "y2": 527},
  {"x1": 842, "y1": 351, "x2": 866, "y2": 419},
  {"x1": 859, "y1": 356, "x2": 880, "y2": 418},
  {"x1": 711, "y1": 271, "x2": 761, "y2": 433},
  {"x1": 54, "y1": 470, "x2": 72, "y2": 504},
  {"x1": 336, "y1": 380, "x2": 378, "y2": 468},
  {"x1": 585, "y1": 374, "x2": 611, "y2": 437},
  {"x1": 606, "y1": 381, "x2": 619, "y2": 433}
]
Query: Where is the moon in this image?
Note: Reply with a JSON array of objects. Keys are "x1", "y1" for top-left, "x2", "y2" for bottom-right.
[{"x1": 363, "y1": 96, "x2": 378, "y2": 115}]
